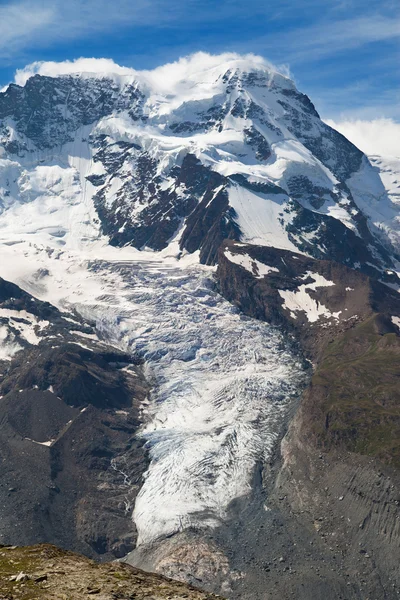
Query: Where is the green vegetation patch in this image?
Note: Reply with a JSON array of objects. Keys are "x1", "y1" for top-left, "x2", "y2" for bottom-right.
[{"x1": 304, "y1": 315, "x2": 400, "y2": 467}]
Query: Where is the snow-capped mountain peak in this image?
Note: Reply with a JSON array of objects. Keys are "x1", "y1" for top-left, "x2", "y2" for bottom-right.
[{"x1": 0, "y1": 53, "x2": 399, "y2": 284}]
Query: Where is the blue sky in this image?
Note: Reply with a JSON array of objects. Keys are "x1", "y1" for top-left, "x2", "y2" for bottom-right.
[{"x1": 0, "y1": 0, "x2": 399, "y2": 121}]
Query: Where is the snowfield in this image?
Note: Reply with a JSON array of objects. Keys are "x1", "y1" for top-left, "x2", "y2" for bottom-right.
[
  {"x1": 224, "y1": 249, "x2": 280, "y2": 278},
  {"x1": 278, "y1": 271, "x2": 340, "y2": 323}
]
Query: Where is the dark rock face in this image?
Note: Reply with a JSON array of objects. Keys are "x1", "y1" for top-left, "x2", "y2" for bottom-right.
[
  {"x1": 243, "y1": 126, "x2": 271, "y2": 160},
  {"x1": 287, "y1": 197, "x2": 398, "y2": 282},
  {"x1": 0, "y1": 277, "x2": 70, "y2": 322},
  {"x1": 1, "y1": 345, "x2": 142, "y2": 411},
  {"x1": 91, "y1": 136, "x2": 192, "y2": 250},
  {"x1": 92, "y1": 149, "x2": 213, "y2": 251},
  {"x1": 179, "y1": 157, "x2": 241, "y2": 264},
  {"x1": 287, "y1": 175, "x2": 337, "y2": 210},
  {"x1": 0, "y1": 75, "x2": 143, "y2": 150},
  {"x1": 92, "y1": 148, "x2": 243, "y2": 262},
  {"x1": 0, "y1": 277, "x2": 149, "y2": 560}
]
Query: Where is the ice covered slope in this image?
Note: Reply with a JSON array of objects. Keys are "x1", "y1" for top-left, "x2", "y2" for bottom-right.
[
  {"x1": 368, "y1": 155, "x2": 400, "y2": 210},
  {"x1": 95, "y1": 255, "x2": 305, "y2": 546},
  {"x1": 0, "y1": 53, "x2": 399, "y2": 282}
]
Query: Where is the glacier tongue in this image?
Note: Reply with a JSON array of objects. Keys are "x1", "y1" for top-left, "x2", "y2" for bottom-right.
[
  {"x1": 0, "y1": 239, "x2": 305, "y2": 546},
  {"x1": 95, "y1": 259, "x2": 305, "y2": 545}
]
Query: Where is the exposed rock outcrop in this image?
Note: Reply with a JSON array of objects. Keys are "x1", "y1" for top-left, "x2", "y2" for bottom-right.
[
  {"x1": 0, "y1": 544, "x2": 222, "y2": 599},
  {"x1": 217, "y1": 240, "x2": 400, "y2": 359}
]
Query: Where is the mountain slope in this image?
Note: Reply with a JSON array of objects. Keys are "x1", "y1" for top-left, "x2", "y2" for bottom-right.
[
  {"x1": 0, "y1": 276, "x2": 149, "y2": 560},
  {"x1": 0, "y1": 53, "x2": 399, "y2": 598},
  {"x1": 0, "y1": 544, "x2": 221, "y2": 599}
]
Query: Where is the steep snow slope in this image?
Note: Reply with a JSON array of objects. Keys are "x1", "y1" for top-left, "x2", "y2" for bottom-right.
[
  {"x1": 347, "y1": 155, "x2": 400, "y2": 253},
  {"x1": 1, "y1": 53, "x2": 399, "y2": 279},
  {"x1": 368, "y1": 155, "x2": 400, "y2": 209}
]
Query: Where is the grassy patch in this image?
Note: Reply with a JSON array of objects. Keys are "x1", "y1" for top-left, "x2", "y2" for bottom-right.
[{"x1": 304, "y1": 314, "x2": 400, "y2": 467}]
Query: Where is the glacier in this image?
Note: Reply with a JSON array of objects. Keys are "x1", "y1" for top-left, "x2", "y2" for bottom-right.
[{"x1": 0, "y1": 230, "x2": 306, "y2": 546}]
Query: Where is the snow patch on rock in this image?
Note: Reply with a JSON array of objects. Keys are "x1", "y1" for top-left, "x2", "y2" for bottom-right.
[
  {"x1": 224, "y1": 250, "x2": 279, "y2": 278},
  {"x1": 391, "y1": 316, "x2": 400, "y2": 329},
  {"x1": 0, "y1": 308, "x2": 49, "y2": 347},
  {"x1": 278, "y1": 271, "x2": 340, "y2": 323},
  {"x1": 0, "y1": 325, "x2": 22, "y2": 360}
]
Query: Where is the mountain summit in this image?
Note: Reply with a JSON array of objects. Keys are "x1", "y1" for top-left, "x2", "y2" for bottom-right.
[{"x1": 0, "y1": 53, "x2": 398, "y2": 276}]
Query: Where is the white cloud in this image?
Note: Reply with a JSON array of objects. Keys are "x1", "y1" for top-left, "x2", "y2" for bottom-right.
[
  {"x1": 256, "y1": 14, "x2": 400, "y2": 64},
  {"x1": 326, "y1": 118, "x2": 400, "y2": 157},
  {"x1": 138, "y1": 52, "x2": 291, "y2": 93},
  {"x1": 304, "y1": 15, "x2": 400, "y2": 54},
  {"x1": 0, "y1": 1, "x2": 54, "y2": 53},
  {"x1": 14, "y1": 58, "x2": 136, "y2": 87},
  {"x1": 12, "y1": 52, "x2": 291, "y2": 91}
]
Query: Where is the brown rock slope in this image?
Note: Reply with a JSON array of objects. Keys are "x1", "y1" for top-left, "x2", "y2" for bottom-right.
[
  {"x1": 0, "y1": 544, "x2": 222, "y2": 600},
  {"x1": 216, "y1": 241, "x2": 400, "y2": 599}
]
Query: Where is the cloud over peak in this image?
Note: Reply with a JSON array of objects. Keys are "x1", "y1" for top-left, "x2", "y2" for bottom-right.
[
  {"x1": 326, "y1": 118, "x2": 400, "y2": 158},
  {"x1": 14, "y1": 58, "x2": 136, "y2": 87},
  {"x1": 12, "y1": 52, "x2": 291, "y2": 90},
  {"x1": 8, "y1": 54, "x2": 400, "y2": 161}
]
